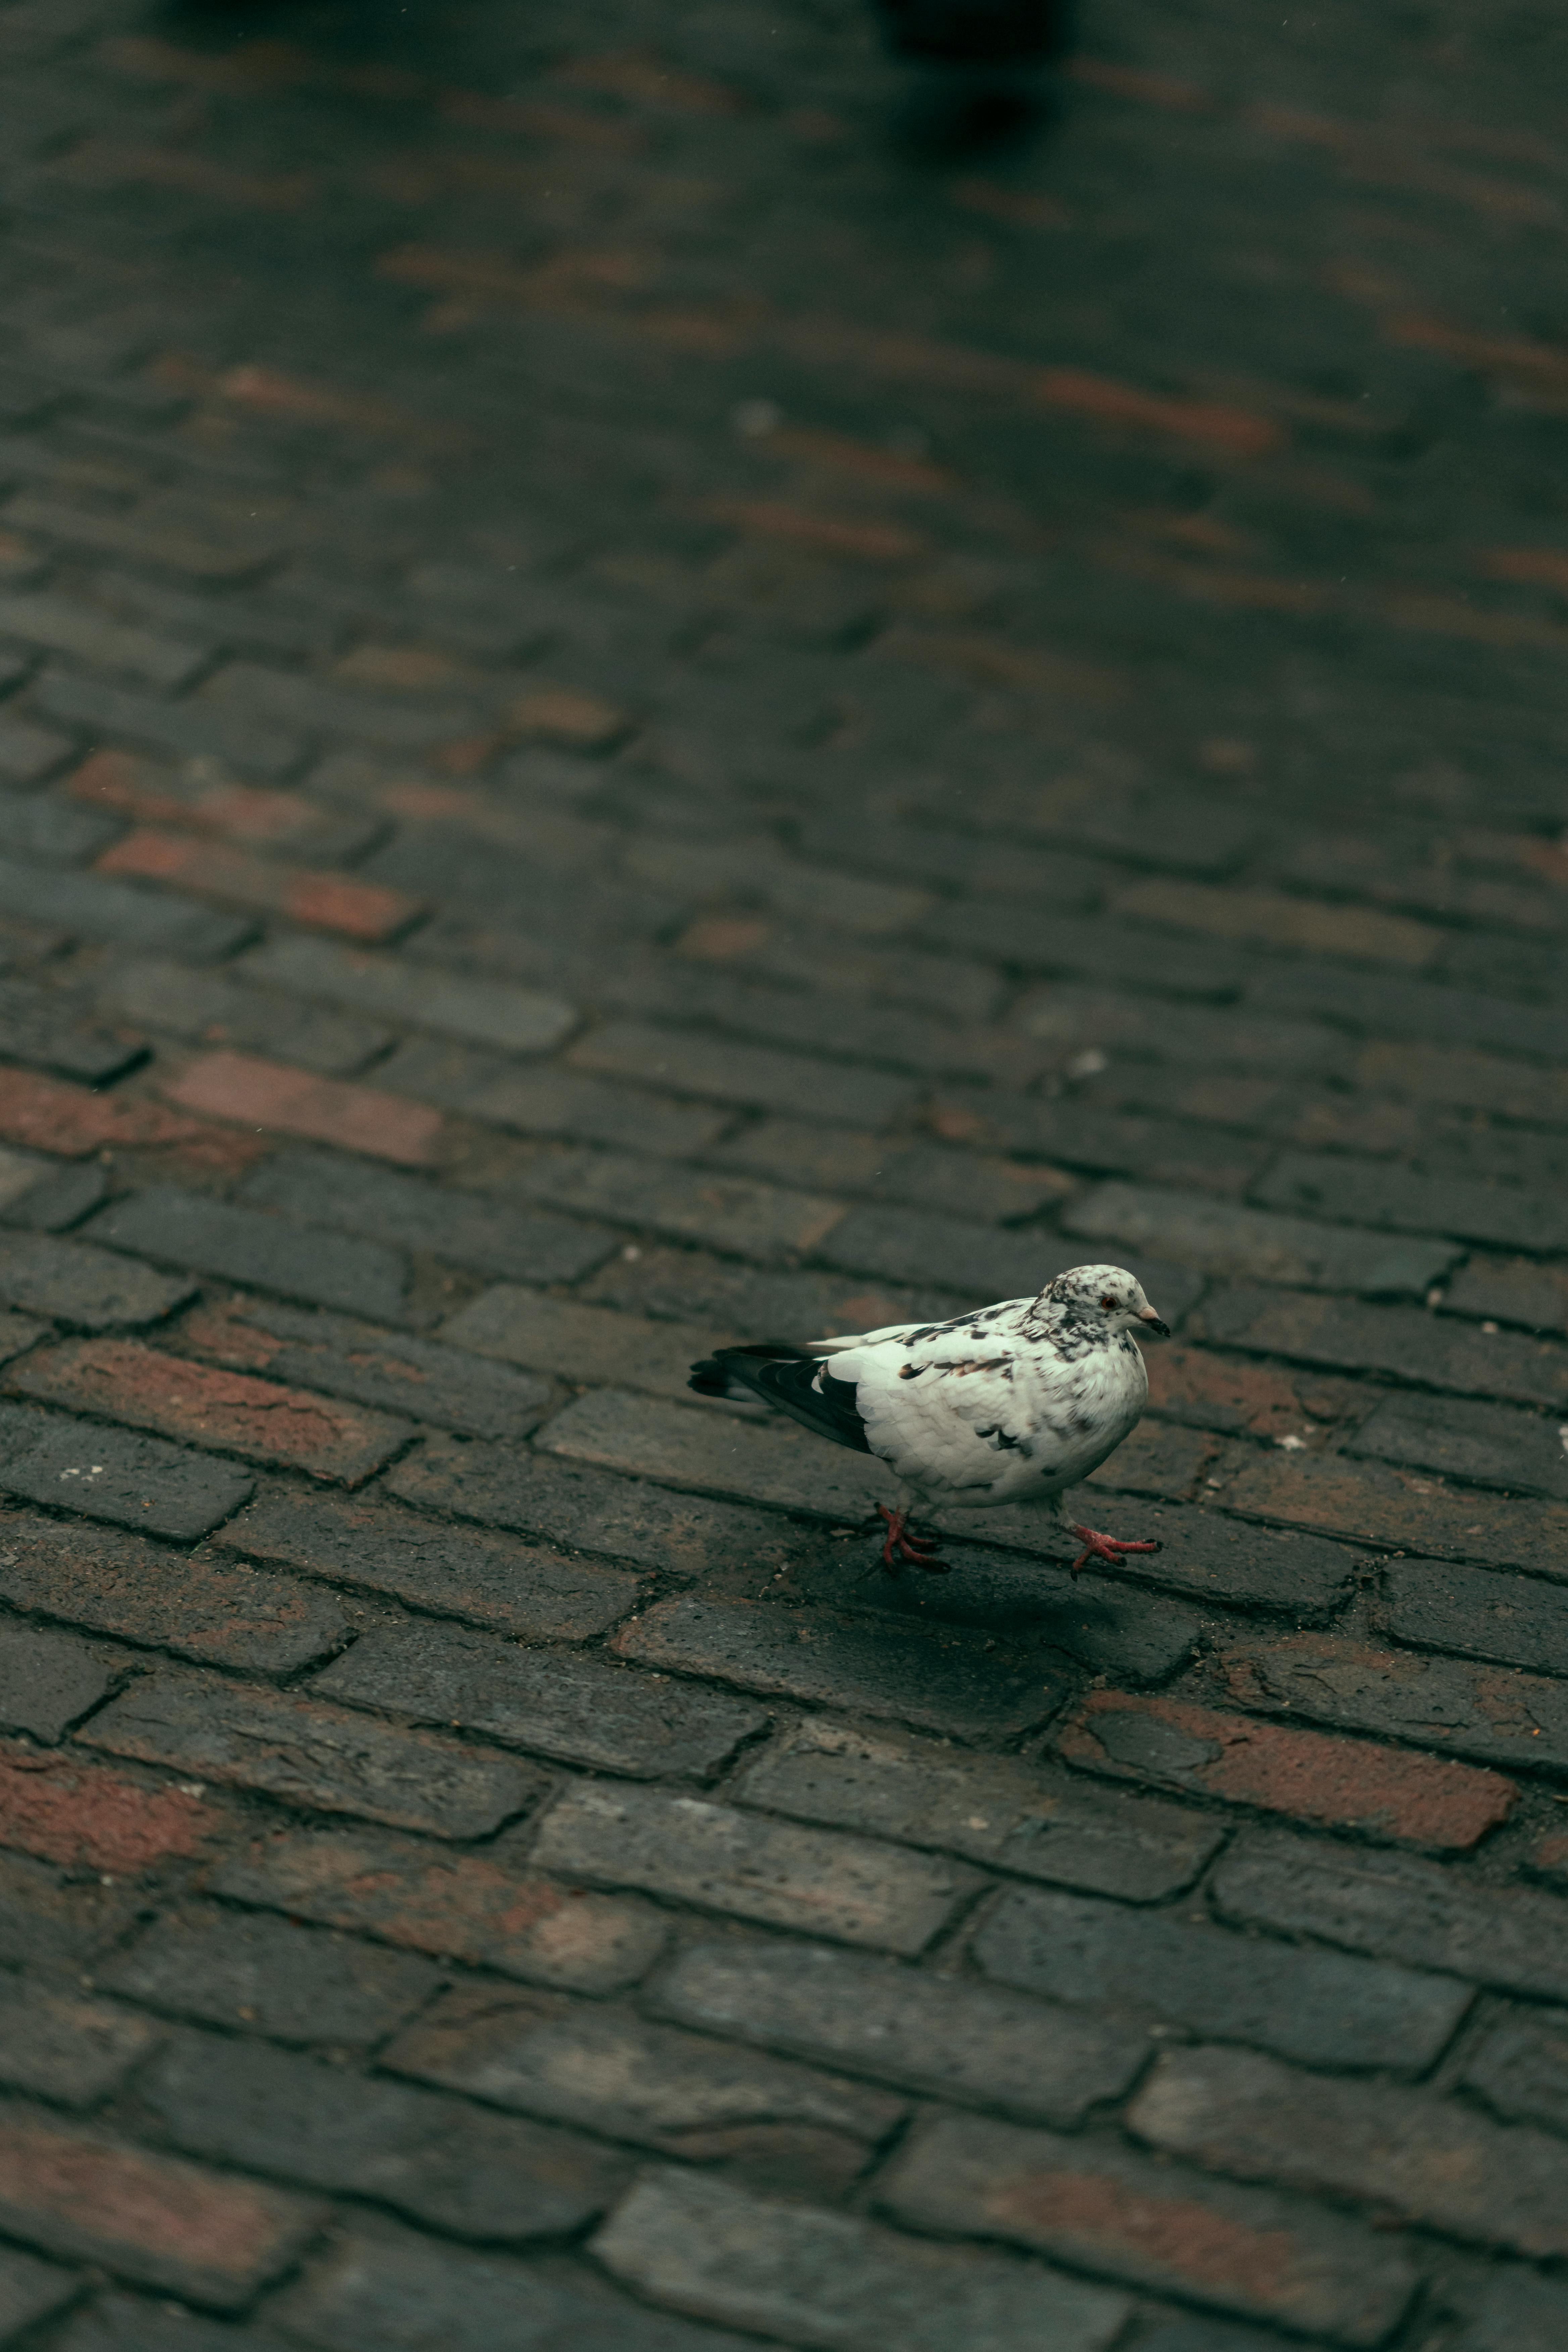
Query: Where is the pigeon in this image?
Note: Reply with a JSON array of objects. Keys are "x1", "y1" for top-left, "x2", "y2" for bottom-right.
[{"x1": 689, "y1": 1262, "x2": 1168, "y2": 1576}]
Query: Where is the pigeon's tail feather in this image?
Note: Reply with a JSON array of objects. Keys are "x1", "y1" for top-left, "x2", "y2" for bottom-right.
[
  {"x1": 687, "y1": 1342, "x2": 808, "y2": 1404},
  {"x1": 688, "y1": 1343, "x2": 873, "y2": 1455}
]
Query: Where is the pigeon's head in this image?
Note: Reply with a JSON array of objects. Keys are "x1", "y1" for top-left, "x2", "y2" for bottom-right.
[{"x1": 1042, "y1": 1263, "x2": 1169, "y2": 1339}]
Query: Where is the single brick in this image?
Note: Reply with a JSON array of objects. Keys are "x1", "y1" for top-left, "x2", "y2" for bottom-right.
[
  {"x1": 1213, "y1": 1829, "x2": 1568, "y2": 2001},
  {"x1": 1059, "y1": 1687, "x2": 1513, "y2": 1848},
  {"x1": 0, "y1": 1071, "x2": 214, "y2": 1163},
  {"x1": 0, "y1": 589, "x2": 206, "y2": 687},
  {"x1": 36, "y1": 1319, "x2": 408, "y2": 1469},
  {"x1": 0, "y1": 1510, "x2": 343, "y2": 1672},
  {"x1": 239, "y1": 934, "x2": 577, "y2": 1053},
  {"x1": 923, "y1": 898, "x2": 1244, "y2": 996},
  {"x1": 0, "y1": 1404, "x2": 253, "y2": 1542},
  {"x1": 613, "y1": 1594, "x2": 1069, "y2": 1743},
  {"x1": 214, "y1": 1481, "x2": 636, "y2": 1640},
  {"x1": 163, "y1": 1052, "x2": 444, "y2": 1165},
  {"x1": 1019, "y1": 989, "x2": 1344, "y2": 1078},
  {"x1": 1145, "y1": 1343, "x2": 1358, "y2": 1440},
  {"x1": 1349, "y1": 1389, "x2": 1568, "y2": 1500},
  {"x1": 0, "y1": 977, "x2": 143, "y2": 1085},
  {"x1": 1215, "y1": 1447, "x2": 1568, "y2": 1576},
  {"x1": 2, "y1": 1159, "x2": 107, "y2": 1233},
  {"x1": 593, "y1": 2170, "x2": 1129, "y2": 2352},
  {"x1": 0, "y1": 1975, "x2": 160, "y2": 2105},
  {"x1": 530, "y1": 1782, "x2": 981, "y2": 1953},
  {"x1": 1111, "y1": 876, "x2": 1442, "y2": 966},
  {"x1": 651, "y1": 1936, "x2": 1147, "y2": 2123},
  {"x1": 97, "y1": 831, "x2": 422, "y2": 943},
  {"x1": 88, "y1": 1187, "x2": 409, "y2": 1320},
  {"x1": 569, "y1": 1018, "x2": 914, "y2": 1128},
  {"x1": 103, "y1": 1904, "x2": 439, "y2": 2045},
  {"x1": 584, "y1": 1241, "x2": 958, "y2": 1337},
  {"x1": 0, "y1": 1309, "x2": 43, "y2": 1367},
  {"x1": 880, "y1": 2112, "x2": 1417, "y2": 2344},
  {"x1": 1461, "y1": 2003, "x2": 1568, "y2": 2135},
  {"x1": 516, "y1": 1146, "x2": 845, "y2": 1259},
  {"x1": 0, "y1": 2107, "x2": 321, "y2": 2306},
  {"x1": 440, "y1": 1285, "x2": 729, "y2": 1403},
  {"x1": 67, "y1": 745, "x2": 380, "y2": 858},
  {"x1": 1084, "y1": 1418, "x2": 1218, "y2": 1501},
  {"x1": 0, "y1": 713, "x2": 72, "y2": 786},
  {"x1": 7, "y1": 494, "x2": 281, "y2": 582},
  {"x1": 0, "y1": 1233, "x2": 195, "y2": 1330},
  {"x1": 207, "y1": 1823, "x2": 667, "y2": 1992},
  {"x1": 312, "y1": 1622, "x2": 767, "y2": 1779},
  {"x1": 1131, "y1": 2042, "x2": 1568, "y2": 2259},
  {"x1": 1378, "y1": 1556, "x2": 1568, "y2": 1674},
  {"x1": 273, "y1": 2224, "x2": 756, "y2": 2352},
  {"x1": 0, "y1": 1736, "x2": 220, "y2": 1874},
  {"x1": 81, "y1": 1672, "x2": 542, "y2": 1840},
  {"x1": 974, "y1": 1885, "x2": 1471, "y2": 2072},
  {"x1": 386, "y1": 1431, "x2": 810, "y2": 1577},
  {"x1": 1452, "y1": 2268, "x2": 1568, "y2": 2352},
  {"x1": 385, "y1": 1981, "x2": 903, "y2": 2155},
  {"x1": 141, "y1": 2029, "x2": 626, "y2": 2245},
  {"x1": 716, "y1": 1126, "x2": 1072, "y2": 1225},
  {"x1": 1062, "y1": 1180, "x2": 1457, "y2": 1294},
  {"x1": 1198, "y1": 1284, "x2": 1568, "y2": 1409},
  {"x1": 1256, "y1": 1150, "x2": 1568, "y2": 1255},
  {"x1": 1222, "y1": 1628, "x2": 1568, "y2": 1776},
  {"x1": 536, "y1": 1387, "x2": 891, "y2": 1523},
  {"x1": 0, "y1": 1849, "x2": 142, "y2": 1969},
  {"x1": 203, "y1": 656, "x2": 474, "y2": 748},
  {"x1": 381, "y1": 1036, "x2": 728, "y2": 1155},
  {"x1": 240, "y1": 1151, "x2": 616, "y2": 1282},
  {"x1": 0, "y1": 856, "x2": 252, "y2": 959},
  {"x1": 0, "y1": 2248, "x2": 75, "y2": 2344},
  {"x1": 736, "y1": 1718, "x2": 1223, "y2": 1901},
  {"x1": 818, "y1": 1205, "x2": 1203, "y2": 1322},
  {"x1": 1445, "y1": 1254, "x2": 1568, "y2": 1336},
  {"x1": 99, "y1": 955, "x2": 393, "y2": 1077},
  {"x1": 1249, "y1": 962, "x2": 1568, "y2": 1062},
  {"x1": 0, "y1": 1621, "x2": 115, "y2": 1742}
]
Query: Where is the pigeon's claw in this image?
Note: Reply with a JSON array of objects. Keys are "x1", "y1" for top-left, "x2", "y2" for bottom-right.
[
  {"x1": 877, "y1": 1504, "x2": 952, "y2": 1576},
  {"x1": 1067, "y1": 1523, "x2": 1163, "y2": 1578}
]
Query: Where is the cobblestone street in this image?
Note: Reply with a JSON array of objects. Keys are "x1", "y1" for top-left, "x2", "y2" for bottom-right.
[{"x1": 0, "y1": 0, "x2": 1566, "y2": 2344}]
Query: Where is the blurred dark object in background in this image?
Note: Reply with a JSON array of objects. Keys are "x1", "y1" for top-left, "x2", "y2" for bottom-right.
[{"x1": 872, "y1": 0, "x2": 1075, "y2": 65}]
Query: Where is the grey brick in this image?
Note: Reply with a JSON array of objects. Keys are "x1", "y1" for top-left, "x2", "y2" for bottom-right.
[
  {"x1": 0, "y1": 1310, "x2": 44, "y2": 1369},
  {"x1": 798, "y1": 817, "x2": 1108, "y2": 906},
  {"x1": 0, "y1": 1233, "x2": 195, "y2": 1329},
  {"x1": 102, "y1": 1906, "x2": 439, "y2": 2046},
  {"x1": 0, "y1": 1407, "x2": 253, "y2": 1541},
  {"x1": 1131, "y1": 2041, "x2": 1568, "y2": 2258},
  {"x1": 1256, "y1": 1149, "x2": 1568, "y2": 1255},
  {"x1": 441, "y1": 1285, "x2": 729, "y2": 1404},
  {"x1": 613, "y1": 1594, "x2": 1069, "y2": 1743},
  {"x1": 1062, "y1": 1180, "x2": 1457, "y2": 1294},
  {"x1": 377, "y1": 1036, "x2": 729, "y2": 1155},
  {"x1": 240, "y1": 1152, "x2": 617, "y2": 1283},
  {"x1": 584, "y1": 1243, "x2": 961, "y2": 1337},
  {"x1": 924, "y1": 899, "x2": 1245, "y2": 997},
  {"x1": 1376, "y1": 1556, "x2": 1568, "y2": 1674},
  {"x1": 0, "y1": 855, "x2": 251, "y2": 958},
  {"x1": 81, "y1": 1672, "x2": 542, "y2": 1840},
  {"x1": 88, "y1": 1187, "x2": 410, "y2": 1320},
  {"x1": 214, "y1": 1482, "x2": 636, "y2": 1641},
  {"x1": 311, "y1": 1622, "x2": 766, "y2": 1779},
  {"x1": 881, "y1": 2112, "x2": 1417, "y2": 2344},
  {"x1": 593, "y1": 2170, "x2": 1129, "y2": 2352},
  {"x1": 1219, "y1": 1628, "x2": 1568, "y2": 1774},
  {"x1": 98, "y1": 957, "x2": 392, "y2": 1077},
  {"x1": 32, "y1": 668, "x2": 304, "y2": 779},
  {"x1": 0, "y1": 1153, "x2": 53, "y2": 1218},
  {"x1": 0, "y1": 1974, "x2": 159, "y2": 2105},
  {"x1": 735, "y1": 1718, "x2": 1223, "y2": 1901},
  {"x1": 1249, "y1": 961, "x2": 1568, "y2": 1061},
  {"x1": 530, "y1": 1782, "x2": 982, "y2": 1953},
  {"x1": 1, "y1": 1160, "x2": 107, "y2": 1233},
  {"x1": 569, "y1": 1017, "x2": 915, "y2": 1128},
  {"x1": 0, "y1": 712, "x2": 73, "y2": 786},
  {"x1": 0, "y1": 2248, "x2": 77, "y2": 2346},
  {"x1": 1461, "y1": 2003, "x2": 1568, "y2": 2134},
  {"x1": 716, "y1": 1123, "x2": 1075, "y2": 1223},
  {"x1": 180, "y1": 1293, "x2": 552, "y2": 1440},
  {"x1": 535, "y1": 1387, "x2": 890, "y2": 1523},
  {"x1": 0, "y1": 1619, "x2": 114, "y2": 1741},
  {"x1": 140, "y1": 2032, "x2": 625, "y2": 2242},
  {"x1": 516, "y1": 1145, "x2": 845, "y2": 1260},
  {"x1": 387, "y1": 1433, "x2": 814, "y2": 1579},
  {"x1": 0, "y1": 590, "x2": 206, "y2": 688},
  {"x1": 1349, "y1": 1389, "x2": 1568, "y2": 1499},
  {"x1": 58, "y1": 2299, "x2": 297, "y2": 2352},
  {"x1": 651, "y1": 1937, "x2": 1147, "y2": 2123},
  {"x1": 385, "y1": 1983, "x2": 903, "y2": 2152},
  {"x1": 4, "y1": 496, "x2": 280, "y2": 582},
  {"x1": 818, "y1": 1204, "x2": 1205, "y2": 1322},
  {"x1": 0, "y1": 1851, "x2": 139, "y2": 1974},
  {"x1": 0, "y1": 977, "x2": 140, "y2": 1085},
  {"x1": 934, "y1": 1092, "x2": 1268, "y2": 1198},
  {"x1": 1454, "y1": 2268, "x2": 1568, "y2": 2352},
  {"x1": 273, "y1": 2225, "x2": 756, "y2": 2352},
  {"x1": 1197, "y1": 1283, "x2": 1568, "y2": 1409},
  {"x1": 238, "y1": 934, "x2": 577, "y2": 1055},
  {"x1": 0, "y1": 798, "x2": 120, "y2": 865},
  {"x1": 1445, "y1": 1254, "x2": 1568, "y2": 1335},
  {"x1": 974, "y1": 1884, "x2": 1471, "y2": 2072},
  {"x1": 1019, "y1": 987, "x2": 1346, "y2": 1079},
  {"x1": 203, "y1": 658, "x2": 474, "y2": 749},
  {"x1": 1212, "y1": 1830, "x2": 1568, "y2": 2001}
]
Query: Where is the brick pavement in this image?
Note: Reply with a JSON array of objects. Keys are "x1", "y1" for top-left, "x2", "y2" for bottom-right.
[{"x1": 0, "y1": 0, "x2": 1563, "y2": 2342}]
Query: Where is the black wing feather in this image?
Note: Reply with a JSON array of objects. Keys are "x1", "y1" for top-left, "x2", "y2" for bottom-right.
[{"x1": 688, "y1": 1345, "x2": 872, "y2": 1455}]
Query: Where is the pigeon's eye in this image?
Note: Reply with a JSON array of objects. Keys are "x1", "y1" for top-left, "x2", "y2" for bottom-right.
[{"x1": 1099, "y1": 1295, "x2": 1115, "y2": 1310}]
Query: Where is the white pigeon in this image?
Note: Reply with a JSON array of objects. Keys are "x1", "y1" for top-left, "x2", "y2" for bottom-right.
[{"x1": 689, "y1": 1262, "x2": 1168, "y2": 1575}]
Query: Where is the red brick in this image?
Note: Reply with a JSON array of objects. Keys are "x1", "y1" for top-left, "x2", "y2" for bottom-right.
[
  {"x1": 504, "y1": 686, "x2": 630, "y2": 749},
  {"x1": 0, "y1": 2108, "x2": 321, "y2": 2305},
  {"x1": 1480, "y1": 547, "x2": 1568, "y2": 596},
  {"x1": 767, "y1": 425, "x2": 956, "y2": 492},
  {"x1": 705, "y1": 498, "x2": 928, "y2": 564},
  {"x1": 1144, "y1": 1345, "x2": 1357, "y2": 1440},
  {"x1": 68, "y1": 747, "x2": 346, "y2": 849},
  {"x1": 97, "y1": 830, "x2": 422, "y2": 943},
  {"x1": 1038, "y1": 369, "x2": 1282, "y2": 457},
  {"x1": 1058, "y1": 1689, "x2": 1514, "y2": 1849},
  {"x1": 1216, "y1": 1448, "x2": 1568, "y2": 1577},
  {"x1": 10, "y1": 1336, "x2": 411, "y2": 1484},
  {"x1": 0, "y1": 1742, "x2": 220, "y2": 1875},
  {"x1": 0, "y1": 1070, "x2": 204, "y2": 1159},
  {"x1": 161, "y1": 1050, "x2": 444, "y2": 1164}
]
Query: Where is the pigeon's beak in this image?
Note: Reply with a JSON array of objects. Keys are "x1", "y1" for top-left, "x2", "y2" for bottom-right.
[{"x1": 1137, "y1": 1308, "x2": 1170, "y2": 1338}]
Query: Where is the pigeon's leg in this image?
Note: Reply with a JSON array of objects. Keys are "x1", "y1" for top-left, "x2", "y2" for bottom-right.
[
  {"x1": 1067, "y1": 1523, "x2": 1162, "y2": 1578},
  {"x1": 877, "y1": 1504, "x2": 952, "y2": 1575}
]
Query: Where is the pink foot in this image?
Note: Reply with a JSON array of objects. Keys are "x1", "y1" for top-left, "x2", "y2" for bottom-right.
[
  {"x1": 1068, "y1": 1523, "x2": 1163, "y2": 1577},
  {"x1": 877, "y1": 1504, "x2": 951, "y2": 1576}
]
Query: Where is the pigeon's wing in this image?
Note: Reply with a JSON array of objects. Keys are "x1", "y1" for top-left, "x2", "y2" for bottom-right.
[{"x1": 828, "y1": 1327, "x2": 1059, "y2": 1492}]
